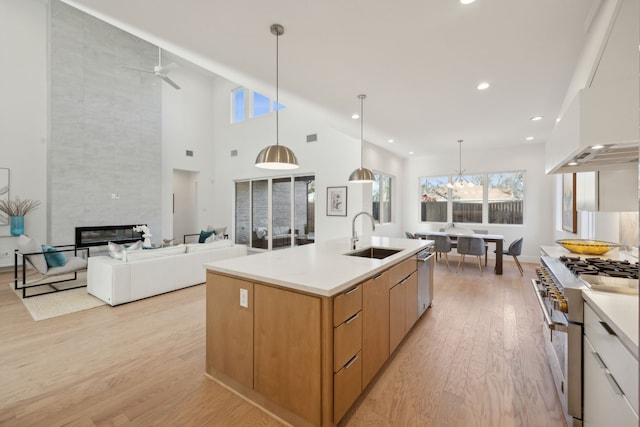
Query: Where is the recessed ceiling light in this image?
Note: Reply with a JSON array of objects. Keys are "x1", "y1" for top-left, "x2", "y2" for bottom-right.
[
  {"x1": 556, "y1": 117, "x2": 561, "y2": 123},
  {"x1": 460, "y1": 0, "x2": 476, "y2": 4},
  {"x1": 352, "y1": 114, "x2": 359, "y2": 119},
  {"x1": 388, "y1": 139, "x2": 395, "y2": 143},
  {"x1": 476, "y1": 82, "x2": 490, "y2": 90},
  {"x1": 408, "y1": 151, "x2": 414, "y2": 155},
  {"x1": 591, "y1": 145, "x2": 605, "y2": 150},
  {"x1": 525, "y1": 136, "x2": 534, "y2": 141},
  {"x1": 568, "y1": 161, "x2": 578, "y2": 166},
  {"x1": 530, "y1": 116, "x2": 543, "y2": 121}
]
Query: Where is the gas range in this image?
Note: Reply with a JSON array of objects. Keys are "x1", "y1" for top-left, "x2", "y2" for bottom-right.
[
  {"x1": 559, "y1": 255, "x2": 639, "y2": 294},
  {"x1": 559, "y1": 255, "x2": 638, "y2": 279}
]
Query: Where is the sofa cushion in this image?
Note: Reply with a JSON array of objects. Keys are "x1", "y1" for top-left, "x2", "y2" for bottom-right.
[
  {"x1": 185, "y1": 239, "x2": 234, "y2": 253},
  {"x1": 126, "y1": 244, "x2": 186, "y2": 261},
  {"x1": 17, "y1": 235, "x2": 48, "y2": 274},
  {"x1": 42, "y1": 245, "x2": 67, "y2": 268}
]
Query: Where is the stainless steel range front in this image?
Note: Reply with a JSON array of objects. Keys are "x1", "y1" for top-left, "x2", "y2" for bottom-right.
[{"x1": 532, "y1": 255, "x2": 586, "y2": 427}]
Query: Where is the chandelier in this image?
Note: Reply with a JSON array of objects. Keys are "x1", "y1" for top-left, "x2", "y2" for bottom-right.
[{"x1": 447, "y1": 139, "x2": 473, "y2": 188}]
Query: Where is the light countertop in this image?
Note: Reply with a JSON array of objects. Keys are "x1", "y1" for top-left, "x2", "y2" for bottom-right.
[
  {"x1": 541, "y1": 244, "x2": 638, "y2": 358},
  {"x1": 204, "y1": 236, "x2": 431, "y2": 297}
]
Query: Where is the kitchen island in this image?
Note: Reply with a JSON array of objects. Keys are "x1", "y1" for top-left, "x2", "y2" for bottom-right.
[{"x1": 204, "y1": 236, "x2": 431, "y2": 427}]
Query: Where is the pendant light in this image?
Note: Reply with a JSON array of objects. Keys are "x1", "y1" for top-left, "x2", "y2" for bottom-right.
[
  {"x1": 255, "y1": 24, "x2": 299, "y2": 170},
  {"x1": 348, "y1": 94, "x2": 375, "y2": 183},
  {"x1": 447, "y1": 139, "x2": 473, "y2": 188}
]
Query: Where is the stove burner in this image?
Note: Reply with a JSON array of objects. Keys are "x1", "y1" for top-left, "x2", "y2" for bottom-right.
[{"x1": 559, "y1": 255, "x2": 639, "y2": 280}]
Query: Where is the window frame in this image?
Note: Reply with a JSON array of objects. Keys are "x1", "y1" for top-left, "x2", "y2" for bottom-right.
[
  {"x1": 372, "y1": 171, "x2": 393, "y2": 224},
  {"x1": 419, "y1": 170, "x2": 525, "y2": 225}
]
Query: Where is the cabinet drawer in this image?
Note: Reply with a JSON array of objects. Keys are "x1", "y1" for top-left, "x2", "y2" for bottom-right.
[
  {"x1": 334, "y1": 311, "x2": 362, "y2": 371},
  {"x1": 584, "y1": 302, "x2": 638, "y2": 414},
  {"x1": 333, "y1": 285, "x2": 362, "y2": 326},
  {"x1": 333, "y1": 351, "x2": 362, "y2": 423},
  {"x1": 389, "y1": 257, "x2": 417, "y2": 287}
]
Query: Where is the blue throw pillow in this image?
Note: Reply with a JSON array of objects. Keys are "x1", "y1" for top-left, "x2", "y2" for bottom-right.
[
  {"x1": 42, "y1": 245, "x2": 67, "y2": 268},
  {"x1": 199, "y1": 230, "x2": 214, "y2": 243}
]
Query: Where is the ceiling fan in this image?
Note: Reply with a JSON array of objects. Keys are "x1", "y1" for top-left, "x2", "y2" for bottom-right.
[{"x1": 122, "y1": 47, "x2": 181, "y2": 90}]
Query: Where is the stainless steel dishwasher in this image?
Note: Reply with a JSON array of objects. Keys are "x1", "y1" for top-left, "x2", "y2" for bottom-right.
[{"x1": 417, "y1": 246, "x2": 435, "y2": 317}]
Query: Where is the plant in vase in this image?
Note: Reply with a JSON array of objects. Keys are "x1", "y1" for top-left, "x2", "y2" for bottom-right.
[
  {"x1": 0, "y1": 197, "x2": 41, "y2": 236},
  {"x1": 133, "y1": 224, "x2": 152, "y2": 247}
]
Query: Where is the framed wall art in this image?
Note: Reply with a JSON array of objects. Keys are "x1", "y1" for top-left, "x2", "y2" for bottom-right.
[
  {"x1": 326, "y1": 186, "x2": 347, "y2": 216},
  {"x1": 562, "y1": 173, "x2": 577, "y2": 233}
]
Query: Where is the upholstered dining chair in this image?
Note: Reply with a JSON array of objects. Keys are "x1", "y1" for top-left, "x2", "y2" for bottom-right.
[
  {"x1": 456, "y1": 236, "x2": 486, "y2": 273},
  {"x1": 495, "y1": 237, "x2": 524, "y2": 276},
  {"x1": 427, "y1": 234, "x2": 452, "y2": 271},
  {"x1": 472, "y1": 229, "x2": 489, "y2": 266}
]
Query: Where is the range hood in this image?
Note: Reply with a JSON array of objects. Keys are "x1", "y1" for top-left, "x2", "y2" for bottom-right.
[
  {"x1": 545, "y1": 0, "x2": 639, "y2": 174},
  {"x1": 545, "y1": 78, "x2": 638, "y2": 174}
]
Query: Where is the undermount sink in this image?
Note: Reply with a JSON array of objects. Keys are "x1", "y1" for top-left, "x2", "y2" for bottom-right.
[{"x1": 345, "y1": 247, "x2": 403, "y2": 259}]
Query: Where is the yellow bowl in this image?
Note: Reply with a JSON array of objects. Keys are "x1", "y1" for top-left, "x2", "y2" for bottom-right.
[{"x1": 555, "y1": 239, "x2": 621, "y2": 255}]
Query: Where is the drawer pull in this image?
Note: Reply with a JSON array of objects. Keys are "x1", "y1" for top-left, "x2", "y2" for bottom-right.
[
  {"x1": 345, "y1": 312, "x2": 360, "y2": 324},
  {"x1": 598, "y1": 321, "x2": 617, "y2": 336},
  {"x1": 605, "y1": 372, "x2": 624, "y2": 396},
  {"x1": 344, "y1": 287, "x2": 359, "y2": 296},
  {"x1": 372, "y1": 273, "x2": 383, "y2": 280},
  {"x1": 591, "y1": 351, "x2": 607, "y2": 370},
  {"x1": 344, "y1": 354, "x2": 359, "y2": 369}
]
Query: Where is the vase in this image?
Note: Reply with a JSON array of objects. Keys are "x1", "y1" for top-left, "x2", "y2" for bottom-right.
[
  {"x1": 143, "y1": 233, "x2": 152, "y2": 248},
  {"x1": 9, "y1": 215, "x2": 24, "y2": 236}
]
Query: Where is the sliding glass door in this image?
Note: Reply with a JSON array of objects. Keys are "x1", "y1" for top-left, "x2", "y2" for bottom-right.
[{"x1": 235, "y1": 175, "x2": 315, "y2": 250}]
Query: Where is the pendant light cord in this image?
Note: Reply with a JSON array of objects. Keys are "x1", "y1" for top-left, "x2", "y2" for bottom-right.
[
  {"x1": 275, "y1": 29, "x2": 280, "y2": 147},
  {"x1": 358, "y1": 94, "x2": 366, "y2": 169}
]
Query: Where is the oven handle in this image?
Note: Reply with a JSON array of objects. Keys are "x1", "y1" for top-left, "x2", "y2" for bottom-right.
[{"x1": 530, "y1": 279, "x2": 568, "y2": 333}]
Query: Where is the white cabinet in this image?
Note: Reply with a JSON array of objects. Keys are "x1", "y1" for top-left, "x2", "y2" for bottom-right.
[
  {"x1": 576, "y1": 168, "x2": 638, "y2": 212},
  {"x1": 583, "y1": 302, "x2": 638, "y2": 426}
]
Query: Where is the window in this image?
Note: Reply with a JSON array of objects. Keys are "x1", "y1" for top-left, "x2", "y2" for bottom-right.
[
  {"x1": 451, "y1": 174, "x2": 484, "y2": 223},
  {"x1": 372, "y1": 172, "x2": 392, "y2": 224},
  {"x1": 419, "y1": 176, "x2": 448, "y2": 222},
  {"x1": 419, "y1": 171, "x2": 525, "y2": 225},
  {"x1": 231, "y1": 88, "x2": 245, "y2": 123},
  {"x1": 488, "y1": 172, "x2": 524, "y2": 224},
  {"x1": 230, "y1": 87, "x2": 286, "y2": 123}
]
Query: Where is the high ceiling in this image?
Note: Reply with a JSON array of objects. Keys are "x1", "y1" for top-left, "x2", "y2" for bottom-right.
[{"x1": 61, "y1": 0, "x2": 599, "y2": 158}]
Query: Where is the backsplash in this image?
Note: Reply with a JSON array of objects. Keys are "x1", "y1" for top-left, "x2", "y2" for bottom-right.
[{"x1": 619, "y1": 212, "x2": 639, "y2": 255}]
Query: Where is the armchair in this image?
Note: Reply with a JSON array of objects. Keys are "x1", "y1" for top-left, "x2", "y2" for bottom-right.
[{"x1": 15, "y1": 235, "x2": 89, "y2": 298}]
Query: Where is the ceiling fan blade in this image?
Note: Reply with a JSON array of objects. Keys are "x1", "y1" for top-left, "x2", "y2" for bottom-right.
[
  {"x1": 155, "y1": 62, "x2": 178, "y2": 74},
  {"x1": 160, "y1": 75, "x2": 181, "y2": 90},
  {"x1": 121, "y1": 66, "x2": 154, "y2": 74}
]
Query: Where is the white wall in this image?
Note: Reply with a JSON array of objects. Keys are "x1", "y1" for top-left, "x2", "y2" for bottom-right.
[
  {"x1": 404, "y1": 143, "x2": 554, "y2": 263},
  {"x1": 0, "y1": 0, "x2": 48, "y2": 266},
  {"x1": 161, "y1": 62, "x2": 217, "y2": 241},
  {"x1": 210, "y1": 77, "x2": 386, "y2": 243}
]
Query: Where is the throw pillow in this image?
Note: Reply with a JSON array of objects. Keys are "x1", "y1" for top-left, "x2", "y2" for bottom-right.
[
  {"x1": 17, "y1": 234, "x2": 48, "y2": 274},
  {"x1": 199, "y1": 230, "x2": 214, "y2": 243},
  {"x1": 42, "y1": 245, "x2": 67, "y2": 268}
]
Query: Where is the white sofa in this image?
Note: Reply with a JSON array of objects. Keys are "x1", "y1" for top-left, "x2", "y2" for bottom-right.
[{"x1": 87, "y1": 240, "x2": 247, "y2": 306}]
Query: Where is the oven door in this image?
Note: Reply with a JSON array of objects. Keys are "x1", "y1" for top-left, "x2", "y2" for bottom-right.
[{"x1": 531, "y1": 279, "x2": 583, "y2": 426}]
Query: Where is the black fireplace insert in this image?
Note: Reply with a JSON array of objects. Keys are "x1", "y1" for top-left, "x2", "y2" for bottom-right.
[{"x1": 75, "y1": 225, "x2": 144, "y2": 248}]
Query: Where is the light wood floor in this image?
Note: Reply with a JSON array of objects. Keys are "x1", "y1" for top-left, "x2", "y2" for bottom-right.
[{"x1": 0, "y1": 258, "x2": 566, "y2": 427}]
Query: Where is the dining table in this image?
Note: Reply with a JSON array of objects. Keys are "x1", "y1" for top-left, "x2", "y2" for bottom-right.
[{"x1": 415, "y1": 230, "x2": 505, "y2": 275}]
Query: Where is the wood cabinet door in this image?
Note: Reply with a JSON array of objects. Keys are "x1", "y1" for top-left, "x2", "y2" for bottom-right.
[
  {"x1": 362, "y1": 272, "x2": 390, "y2": 388},
  {"x1": 389, "y1": 282, "x2": 405, "y2": 354},
  {"x1": 254, "y1": 284, "x2": 322, "y2": 426},
  {"x1": 206, "y1": 273, "x2": 254, "y2": 389},
  {"x1": 334, "y1": 351, "x2": 362, "y2": 423},
  {"x1": 404, "y1": 272, "x2": 419, "y2": 332}
]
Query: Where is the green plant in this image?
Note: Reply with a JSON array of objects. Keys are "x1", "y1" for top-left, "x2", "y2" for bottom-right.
[{"x1": 0, "y1": 197, "x2": 41, "y2": 216}]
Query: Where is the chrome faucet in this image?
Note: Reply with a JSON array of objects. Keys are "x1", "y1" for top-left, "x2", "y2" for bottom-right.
[{"x1": 351, "y1": 211, "x2": 376, "y2": 250}]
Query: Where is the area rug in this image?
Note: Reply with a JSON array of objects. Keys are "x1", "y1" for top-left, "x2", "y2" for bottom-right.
[{"x1": 9, "y1": 272, "x2": 106, "y2": 321}]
